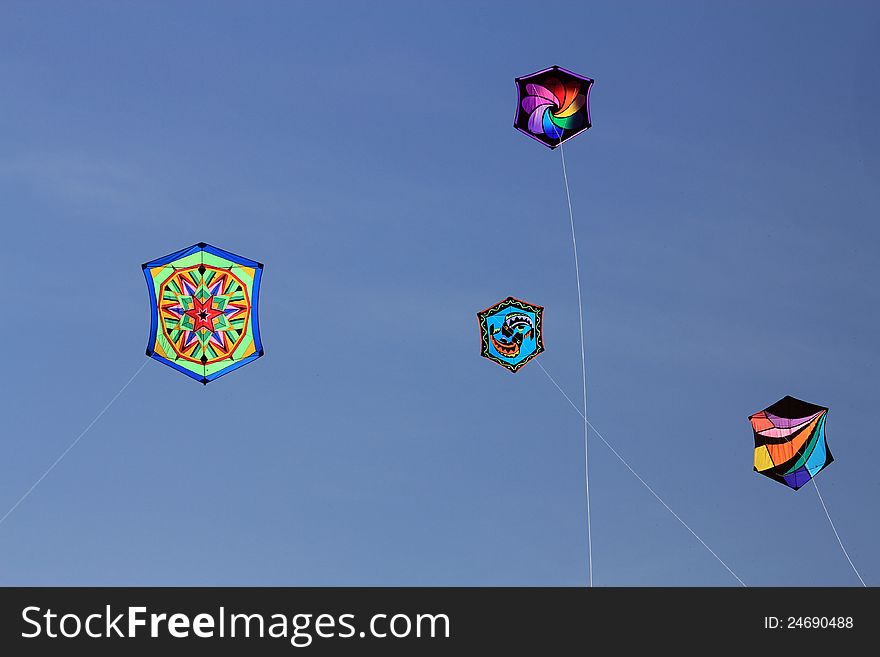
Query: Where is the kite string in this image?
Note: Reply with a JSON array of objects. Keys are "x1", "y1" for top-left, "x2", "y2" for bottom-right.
[
  {"x1": 558, "y1": 138, "x2": 592, "y2": 588},
  {"x1": 536, "y1": 361, "x2": 747, "y2": 587},
  {"x1": 0, "y1": 359, "x2": 148, "y2": 528},
  {"x1": 812, "y1": 478, "x2": 867, "y2": 586}
]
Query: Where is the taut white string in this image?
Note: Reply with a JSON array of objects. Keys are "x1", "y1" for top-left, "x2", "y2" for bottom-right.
[
  {"x1": 0, "y1": 359, "x2": 148, "y2": 528},
  {"x1": 812, "y1": 478, "x2": 866, "y2": 586},
  {"x1": 536, "y1": 361, "x2": 747, "y2": 587},
  {"x1": 558, "y1": 138, "x2": 593, "y2": 588}
]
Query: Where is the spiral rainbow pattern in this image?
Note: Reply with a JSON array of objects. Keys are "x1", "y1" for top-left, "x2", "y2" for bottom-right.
[
  {"x1": 523, "y1": 78, "x2": 586, "y2": 139},
  {"x1": 515, "y1": 67, "x2": 593, "y2": 148}
]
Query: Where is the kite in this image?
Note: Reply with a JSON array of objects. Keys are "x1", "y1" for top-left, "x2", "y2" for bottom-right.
[
  {"x1": 514, "y1": 66, "x2": 594, "y2": 149},
  {"x1": 477, "y1": 296, "x2": 544, "y2": 372},
  {"x1": 142, "y1": 242, "x2": 264, "y2": 384},
  {"x1": 749, "y1": 396, "x2": 833, "y2": 491}
]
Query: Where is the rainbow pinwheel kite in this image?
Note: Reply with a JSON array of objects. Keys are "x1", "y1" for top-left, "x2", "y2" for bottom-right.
[
  {"x1": 143, "y1": 242, "x2": 264, "y2": 384},
  {"x1": 514, "y1": 66, "x2": 593, "y2": 148},
  {"x1": 749, "y1": 396, "x2": 833, "y2": 491}
]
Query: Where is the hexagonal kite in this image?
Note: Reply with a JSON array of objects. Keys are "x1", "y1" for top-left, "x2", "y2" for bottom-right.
[
  {"x1": 514, "y1": 66, "x2": 594, "y2": 149},
  {"x1": 749, "y1": 396, "x2": 833, "y2": 491},
  {"x1": 143, "y1": 243, "x2": 264, "y2": 384},
  {"x1": 477, "y1": 296, "x2": 544, "y2": 373}
]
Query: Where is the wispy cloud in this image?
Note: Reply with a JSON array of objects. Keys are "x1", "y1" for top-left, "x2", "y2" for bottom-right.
[{"x1": 0, "y1": 152, "x2": 154, "y2": 211}]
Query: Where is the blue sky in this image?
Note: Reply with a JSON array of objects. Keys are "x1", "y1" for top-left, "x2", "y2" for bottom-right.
[{"x1": 1, "y1": 1, "x2": 878, "y2": 585}]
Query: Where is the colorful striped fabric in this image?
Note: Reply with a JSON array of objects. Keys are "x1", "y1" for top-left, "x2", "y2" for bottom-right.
[{"x1": 749, "y1": 396, "x2": 832, "y2": 491}]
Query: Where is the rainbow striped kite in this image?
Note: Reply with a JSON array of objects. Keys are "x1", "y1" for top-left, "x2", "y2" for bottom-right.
[{"x1": 749, "y1": 396, "x2": 832, "y2": 491}]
